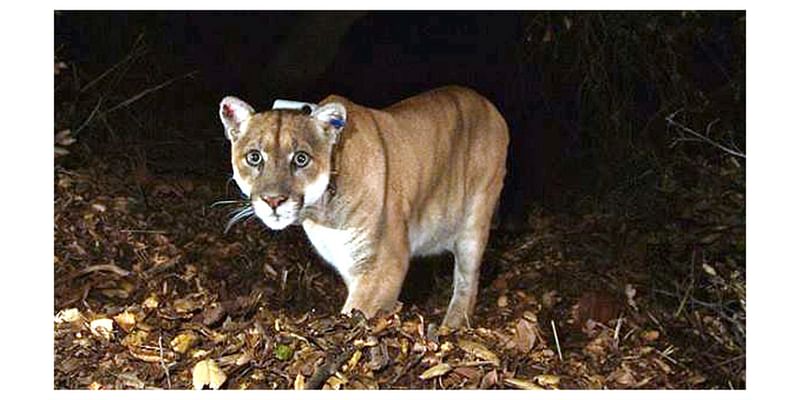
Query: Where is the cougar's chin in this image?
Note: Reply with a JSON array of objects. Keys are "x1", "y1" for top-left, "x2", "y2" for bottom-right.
[{"x1": 253, "y1": 198, "x2": 298, "y2": 231}]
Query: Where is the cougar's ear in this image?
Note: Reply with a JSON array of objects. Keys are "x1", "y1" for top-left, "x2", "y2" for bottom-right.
[
  {"x1": 311, "y1": 102, "x2": 347, "y2": 139},
  {"x1": 219, "y1": 96, "x2": 255, "y2": 141}
]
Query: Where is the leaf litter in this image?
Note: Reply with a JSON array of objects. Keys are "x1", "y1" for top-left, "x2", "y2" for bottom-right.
[{"x1": 54, "y1": 151, "x2": 744, "y2": 389}]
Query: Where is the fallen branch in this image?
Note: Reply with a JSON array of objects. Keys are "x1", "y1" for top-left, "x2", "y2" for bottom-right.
[{"x1": 666, "y1": 111, "x2": 746, "y2": 159}]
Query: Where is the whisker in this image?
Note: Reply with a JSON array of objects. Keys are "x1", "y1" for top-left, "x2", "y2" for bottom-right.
[
  {"x1": 224, "y1": 205, "x2": 255, "y2": 234},
  {"x1": 210, "y1": 199, "x2": 250, "y2": 208}
]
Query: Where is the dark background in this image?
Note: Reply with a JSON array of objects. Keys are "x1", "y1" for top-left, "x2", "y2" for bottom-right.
[{"x1": 55, "y1": 10, "x2": 745, "y2": 228}]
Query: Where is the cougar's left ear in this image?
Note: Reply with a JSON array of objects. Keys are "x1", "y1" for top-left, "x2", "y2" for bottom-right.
[
  {"x1": 219, "y1": 96, "x2": 255, "y2": 141},
  {"x1": 311, "y1": 102, "x2": 347, "y2": 139}
]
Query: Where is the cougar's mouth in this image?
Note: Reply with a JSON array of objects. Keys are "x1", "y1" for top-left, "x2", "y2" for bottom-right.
[{"x1": 252, "y1": 197, "x2": 300, "y2": 230}]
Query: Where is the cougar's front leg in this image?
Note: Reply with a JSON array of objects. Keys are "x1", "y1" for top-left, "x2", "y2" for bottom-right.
[{"x1": 341, "y1": 234, "x2": 409, "y2": 318}]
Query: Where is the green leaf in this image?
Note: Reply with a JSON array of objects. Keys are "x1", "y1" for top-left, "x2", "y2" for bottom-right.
[{"x1": 274, "y1": 344, "x2": 294, "y2": 361}]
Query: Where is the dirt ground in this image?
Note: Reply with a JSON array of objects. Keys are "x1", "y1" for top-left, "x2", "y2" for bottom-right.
[{"x1": 53, "y1": 146, "x2": 745, "y2": 390}]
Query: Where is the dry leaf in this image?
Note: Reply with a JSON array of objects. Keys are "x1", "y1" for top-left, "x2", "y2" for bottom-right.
[
  {"x1": 143, "y1": 294, "x2": 159, "y2": 309},
  {"x1": 504, "y1": 377, "x2": 543, "y2": 390},
  {"x1": 497, "y1": 295, "x2": 508, "y2": 307},
  {"x1": 541, "y1": 290, "x2": 559, "y2": 308},
  {"x1": 419, "y1": 363, "x2": 452, "y2": 380},
  {"x1": 453, "y1": 367, "x2": 480, "y2": 380},
  {"x1": 116, "y1": 372, "x2": 145, "y2": 389},
  {"x1": 55, "y1": 129, "x2": 76, "y2": 146},
  {"x1": 625, "y1": 284, "x2": 638, "y2": 310},
  {"x1": 610, "y1": 367, "x2": 635, "y2": 386},
  {"x1": 480, "y1": 369, "x2": 498, "y2": 389},
  {"x1": 641, "y1": 330, "x2": 660, "y2": 342},
  {"x1": 173, "y1": 295, "x2": 204, "y2": 314},
  {"x1": 294, "y1": 373, "x2": 305, "y2": 390},
  {"x1": 171, "y1": 331, "x2": 200, "y2": 354},
  {"x1": 89, "y1": 318, "x2": 114, "y2": 340},
  {"x1": 534, "y1": 374, "x2": 560, "y2": 387},
  {"x1": 113, "y1": 310, "x2": 136, "y2": 332},
  {"x1": 54, "y1": 308, "x2": 83, "y2": 324},
  {"x1": 192, "y1": 359, "x2": 227, "y2": 390},
  {"x1": 326, "y1": 375, "x2": 346, "y2": 389},
  {"x1": 121, "y1": 330, "x2": 148, "y2": 347},
  {"x1": 347, "y1": 349, "x2": 362, "y2": 371},
  {"x1": 514, "y1": 318, "x2": 537, "y2": 353},
  {"x1": 702, "y1": 263, "x2": 717, "y2": 276},
  {"x1": 54, "y1": 146, "x2": 70, "y2": 157},
  {"x1": 129, "y1": 345, "x2": 175, "y2": 363},
  {"x1": 191, "y1": 349, "x2": 210, "y2": 359},
  {"x1": 458, "y1": 339, "x2": 500, "y2": 366}
]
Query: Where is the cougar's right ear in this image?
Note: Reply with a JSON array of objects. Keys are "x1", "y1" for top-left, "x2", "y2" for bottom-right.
[{"x1": 219, "y1": 96, "x2": 255, "y2": 141}]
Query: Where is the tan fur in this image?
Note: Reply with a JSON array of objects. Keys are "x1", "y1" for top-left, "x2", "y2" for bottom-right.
[{"x1": 220, "y1": 86, "x2": 508, "y2": 327}]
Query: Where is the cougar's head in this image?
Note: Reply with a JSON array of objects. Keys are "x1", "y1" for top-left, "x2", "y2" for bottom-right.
[{"x1": 219, "y1": 97, "x2": 346, "y2": 230}]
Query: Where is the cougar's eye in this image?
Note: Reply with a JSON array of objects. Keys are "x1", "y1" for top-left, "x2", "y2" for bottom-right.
[
  {"x1": 245, "y1": 150, "x2": 262, "y2": 166},
  {"x1": 293, "y1": 151, "x2": 310, "y2": 168}
]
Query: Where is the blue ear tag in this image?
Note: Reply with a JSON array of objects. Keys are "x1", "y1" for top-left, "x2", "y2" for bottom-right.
[{"x1": 330, "y1": 118, "x2": 345, "y2": 129}]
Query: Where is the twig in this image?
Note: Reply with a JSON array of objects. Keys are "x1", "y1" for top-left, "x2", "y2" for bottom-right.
[
  {"x1": 120, "y1": 229, "x2": 168, "y2": 234},
  {"x1": 104, "y1": 71, "x2": 197, "y2": 115},
  {"x1": 79, "y1": 32, "x2": 146, "y2": 94},
  {"x1": 658, "y1": 345, "x2": 678, "y2": 364},
  {"x1": 158, "y1": 334, "x2": 172, "y2": 389},
  {"x1": 666, "y1": 111, "x2": 746, "y2": 159},
  {"x1": 550, "y1": 320, "x2": 563, "y2": 362},
  {"x1": 674, "y1": 249, "x2": 697, "y2": 318},
  {"x1": 304, "y1": 344, "x2": 355, "y2": 389},
  {"x1": 613, "y1": 315, "x2": 623, "y2": 349},
  {"x1": 66, "y1": 264, "x2": 131, "y2": 282},
  {"x1": 72, "y1": 97, "x2": 104, "y2": 136},
  {"x1": 710, "y1": 354, "x2": 746, "y2": 369}
]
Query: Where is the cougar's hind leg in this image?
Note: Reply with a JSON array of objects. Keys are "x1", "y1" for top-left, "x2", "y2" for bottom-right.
[
  {"x1": 442, "y1": 197, "x2": 496, "y2": 328},
  {"x1": 442, "y1": 233, "x2": 488, "y2": 328},
  {"x1": 442, "y1": 168, "x2": 504, "y2": 328}
]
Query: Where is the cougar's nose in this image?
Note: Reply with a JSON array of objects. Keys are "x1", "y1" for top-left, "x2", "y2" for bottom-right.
[{"x1": 261, "y1": 195, "x2": 288, "y2": 210}]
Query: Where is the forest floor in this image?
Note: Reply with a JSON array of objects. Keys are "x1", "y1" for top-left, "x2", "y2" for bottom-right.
[{"x1": 53, "y1": 148, "x2": 745, "y2": 390}]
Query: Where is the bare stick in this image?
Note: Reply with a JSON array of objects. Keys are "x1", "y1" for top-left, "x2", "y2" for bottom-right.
[
  {"x1": 72, "y1": 97, "x2": 104, "y2": 136},
  {"x1": 104, "y1": 70, "x2": 197, "y2": 115},
  {"x1": 158, "y1": 334, "x2": 172, "y2": 389},
  {"x1": 666, "y1": 111, "x2": 746, "y2": 159},
  {"x1": 120, "y1": 229, "x2": 168, "y2": 234},
  {"x1": 550, "y1": 320, "x2": 563, "y2": 362},
  {"x1": 79, "y1": 32, "x2": 146, "y2": 94}
]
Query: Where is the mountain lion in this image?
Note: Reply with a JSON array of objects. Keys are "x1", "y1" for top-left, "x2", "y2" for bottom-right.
[{"x1": 219, "y1": 86, "x2": 508, "y2": 327}]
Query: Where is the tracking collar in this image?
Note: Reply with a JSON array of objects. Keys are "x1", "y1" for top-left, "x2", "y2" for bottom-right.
[{"x1": 272, "y1": 99, "x2": 341, "y2": 199}]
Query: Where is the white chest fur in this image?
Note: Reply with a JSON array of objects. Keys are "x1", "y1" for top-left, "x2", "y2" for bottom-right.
[{"x1": 301, "y1": 219, "x2": 367, "y2": 287}]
